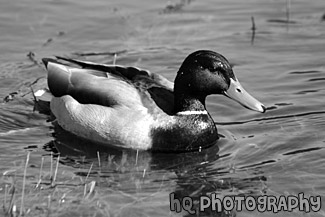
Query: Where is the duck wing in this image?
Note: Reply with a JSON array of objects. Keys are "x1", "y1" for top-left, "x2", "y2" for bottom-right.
[
  {"x1": 55, "y1": 56, "x2": 174, "y2": 90},
  {"x1": 43, "y1": 57, "x2": 175, "y2": 115}
]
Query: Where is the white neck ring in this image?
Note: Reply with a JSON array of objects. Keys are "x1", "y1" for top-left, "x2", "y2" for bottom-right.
[{"x1": 176, "y1": 110, "x2": 208, "y2": 115}]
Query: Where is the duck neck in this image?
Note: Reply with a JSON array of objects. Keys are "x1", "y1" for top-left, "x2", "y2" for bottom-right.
[
  {"x1": 174, "y1": 93, "x2": 207, "y2": 113},
  {"x1": 173, "y1": 74, "x2": 208, "y2": 113}
]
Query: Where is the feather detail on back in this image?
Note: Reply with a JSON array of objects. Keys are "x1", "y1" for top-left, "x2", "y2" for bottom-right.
[{"x1": 47, "y1": 57, "x2": 175, "y2": 116}]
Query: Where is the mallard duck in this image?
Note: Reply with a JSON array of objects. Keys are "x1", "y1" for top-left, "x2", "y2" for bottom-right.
[{"x1": 42, "y1": 50, "x2": 265, "y2": 152}]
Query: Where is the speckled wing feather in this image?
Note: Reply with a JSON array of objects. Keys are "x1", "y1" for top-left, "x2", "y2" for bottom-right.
[{"x1": 46, "y1": 57, "x2": 175, "y2": 115}]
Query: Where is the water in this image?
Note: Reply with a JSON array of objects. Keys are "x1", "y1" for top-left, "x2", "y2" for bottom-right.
[{"x1": 0, "y1": 0, "x2": 325, "y2": 216}]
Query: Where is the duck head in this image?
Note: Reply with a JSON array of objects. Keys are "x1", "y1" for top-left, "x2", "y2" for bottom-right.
[{"x1": 174, "y1": 50, "x2": 265, "y2": 113}]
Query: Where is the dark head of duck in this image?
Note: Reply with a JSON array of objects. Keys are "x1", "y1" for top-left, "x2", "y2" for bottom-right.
[
  {"x1": 174, "y1": 50, "x2": 235, "y2": 112},
  {"x1": 173, "y1": 50, "x2": 266, "y2": 114},
  {"x1": 151, "y1": 50, "x2": 265, "y2": 152}
]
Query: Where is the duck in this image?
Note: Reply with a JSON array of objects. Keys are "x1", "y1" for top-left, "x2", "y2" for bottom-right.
[{"x1": 42, "y1": 50, "x2": 265, "y2": 152}]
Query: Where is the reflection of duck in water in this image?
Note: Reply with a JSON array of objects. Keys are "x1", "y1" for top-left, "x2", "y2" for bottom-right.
[
  {"x1": 48, "y1": 120, "x2": 238, "y2": 217},
  {"x1": 42, "y1": 50, "x2": 265, "y2": 152}
]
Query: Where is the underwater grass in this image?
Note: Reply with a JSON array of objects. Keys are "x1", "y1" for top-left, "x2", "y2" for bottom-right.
[
  {"x1": 2, "y1": 151, "x2": 317, "y2": 217},
  {"x1": 1, "y1": 151, "x2": 172, "y2": 217}
]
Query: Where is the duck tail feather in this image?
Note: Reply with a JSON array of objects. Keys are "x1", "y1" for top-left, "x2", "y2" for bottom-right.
[
  {"x1": 42, "y1": 58, "x2": 65, "y2": 68},
  {"x1": 54, "y1": 56, "x2": 89, "y2": 67}
]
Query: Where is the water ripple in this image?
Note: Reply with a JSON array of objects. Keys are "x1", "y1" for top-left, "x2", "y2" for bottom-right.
[
  {"x1": 307, "y1": 77, "x2": 325, "y2": 82},
  {"x1": 239, "y1": 159, "x2": 277, "y2": 169},
  {"x1": 289, "y1": 70, "x2": 321, "y2": 74},
  {"x1": 216, "y1": 110, "x2": 325, "y2": 126},
  {"x1": 282, "y1": 147, "x2": 323, "y2": 156}
]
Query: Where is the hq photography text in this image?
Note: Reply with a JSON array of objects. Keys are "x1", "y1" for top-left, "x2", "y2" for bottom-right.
[{"x1": 169, "y1": 193, "x2": 321, "y2": 214}]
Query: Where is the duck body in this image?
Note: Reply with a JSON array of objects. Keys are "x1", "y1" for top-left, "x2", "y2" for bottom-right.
[{"x1": 43, "y1": 50, "x2": 265, "y2": 152}]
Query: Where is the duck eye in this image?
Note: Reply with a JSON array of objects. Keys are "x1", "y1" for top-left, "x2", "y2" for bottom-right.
[
  {"x1": 236, "y1": 88, "x2": 242, "y2": 93},
  {"x1": 214, "y1": 67, "x2": 226, "y2": 76},
  {"x1": 206, "y1": 66, "x2": 217, "y2": 73}
]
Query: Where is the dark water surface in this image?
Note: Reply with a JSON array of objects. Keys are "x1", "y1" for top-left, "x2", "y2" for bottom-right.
[{"x1": 1, "y1": 0, "x2": 325, "y2": 216}]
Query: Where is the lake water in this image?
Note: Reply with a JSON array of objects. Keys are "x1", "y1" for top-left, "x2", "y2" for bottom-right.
[{"x1": 0, "y1": 0, "x2": 324, "y2": 216}]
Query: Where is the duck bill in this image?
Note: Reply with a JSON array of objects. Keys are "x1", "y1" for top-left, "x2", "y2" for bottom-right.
[{"x1": 223, "y1": 78, "x2": 266, "y2": 113}]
